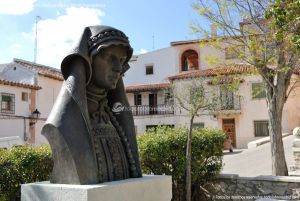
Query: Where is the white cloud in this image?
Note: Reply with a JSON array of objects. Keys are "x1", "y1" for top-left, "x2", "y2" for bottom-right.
[
  {"x1": 137, "y1": 48, "x2": 148, "y2": 54},
  {"x1": 0, "y1": 0, "x2": 37, "y2": 15},
  {"x1": 21, "y1": 32, "x2": 34, "y2": 40},
  {"x1": 28, "y1": 7, "x2": 105, "y2": 68},
  {"x1": 9, "y1": 43, "x2": 23, "y2": 54}
]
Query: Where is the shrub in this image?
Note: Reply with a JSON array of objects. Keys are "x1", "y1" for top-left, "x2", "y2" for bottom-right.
[
  {"x1": 137, "y1": 126, "x2": 226, "y2": 201},
  {"x1": 0, "y1": 145, "x2": 53, "y2": 201}
]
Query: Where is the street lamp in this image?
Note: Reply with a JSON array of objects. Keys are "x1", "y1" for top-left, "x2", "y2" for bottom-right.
[{"x1": 29, "y1": 109, "x2": 41, "y2": 126}]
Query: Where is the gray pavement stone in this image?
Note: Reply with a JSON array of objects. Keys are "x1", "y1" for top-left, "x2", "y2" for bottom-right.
[{"x1": 222, "y1": 135, "x2": 294, "y2": 177}]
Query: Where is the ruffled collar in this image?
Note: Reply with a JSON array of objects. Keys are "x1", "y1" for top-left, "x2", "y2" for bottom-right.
[
  {"x1": 87, "y1": 89, "x2": 110, "y2": 124},
  {"x1": 86, "y1": 90, "x2": 107, "y2": 104}
]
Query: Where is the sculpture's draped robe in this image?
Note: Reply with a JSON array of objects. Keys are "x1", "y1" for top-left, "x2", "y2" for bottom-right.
[{"x1": 88, "y1": 92, "x2": 129, "y2": 181}]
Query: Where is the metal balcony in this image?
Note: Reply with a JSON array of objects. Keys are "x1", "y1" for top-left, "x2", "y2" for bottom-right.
[
  {"x1": 218, "y1": 95, "x2": 241, "y2": 113},
  {"x1": 131, "y1": 104, "x2": 174, "y2": 116}
]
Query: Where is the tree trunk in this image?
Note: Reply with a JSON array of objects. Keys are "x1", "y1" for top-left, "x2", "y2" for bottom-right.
[
  {"x1": 186, "y1": 116, "x2": 195, "y2": 201},
  {"x1": 267, "y1": 88, "x2": 288, "y2": 176}
]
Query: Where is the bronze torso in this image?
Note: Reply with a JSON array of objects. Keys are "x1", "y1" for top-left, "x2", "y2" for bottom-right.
[
  {"x1": 42, "y1": 25, "x2": 142, "y2": 185},
  {"x1": 88, "y1": 91, "x2": 130, "y2": 181}
]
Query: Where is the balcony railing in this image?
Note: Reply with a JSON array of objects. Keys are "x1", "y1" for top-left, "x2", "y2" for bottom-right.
[
  {"x1": 131, "y1": 104, "x2": 174, "y2": 116},
  {"x1": 219, "y1": 95, "x2": 241, "y2": 112}
]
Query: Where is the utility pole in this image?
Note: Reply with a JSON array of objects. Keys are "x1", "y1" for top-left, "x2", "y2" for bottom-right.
[{"x1": 34, "y1": 16, "x2": 41, "y2": 63}]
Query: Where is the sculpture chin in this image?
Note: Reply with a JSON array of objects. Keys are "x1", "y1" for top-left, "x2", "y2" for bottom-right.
[{"x1": 106, "y1": 79, "x2": 119, "y2": 90}]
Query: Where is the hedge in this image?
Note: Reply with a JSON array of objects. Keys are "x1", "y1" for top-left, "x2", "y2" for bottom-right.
[
  {"x1": 0, "y1": 145, "x2": 53, "y2": 201},
  {"x1": 0, "y1": 126, "x2": 225, "y2": 201},
  {"x1": 137, "y1": 126, "x2": 226, "y2": 201}
]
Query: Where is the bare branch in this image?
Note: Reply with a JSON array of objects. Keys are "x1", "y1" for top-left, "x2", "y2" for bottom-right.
[{"x1": 286, "y1": 78, "x2": 300, "y2": 99}]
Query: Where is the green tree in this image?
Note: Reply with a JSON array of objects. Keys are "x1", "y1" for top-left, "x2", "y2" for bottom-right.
[
  {"x1": 191, "y1": 0, "x2": 300, "y2": 176},
  {"x1": 172, "y1": 78, "x2": 219, "y2": 201},
  {"x1": 137, "y1": 126, "x2": 226, "y2": 201}
]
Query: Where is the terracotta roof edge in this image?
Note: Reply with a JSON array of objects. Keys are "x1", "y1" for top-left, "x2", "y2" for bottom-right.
[{"x1": 0, "y1": 78, "x2": 42, "y2": 90}]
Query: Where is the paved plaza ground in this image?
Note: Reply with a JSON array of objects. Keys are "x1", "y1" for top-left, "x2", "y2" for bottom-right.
[{"x1": 222, "y1": 135, "x2": 294, "y2": 177}]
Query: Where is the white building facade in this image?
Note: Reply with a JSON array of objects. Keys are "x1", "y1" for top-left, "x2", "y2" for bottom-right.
[
  {"x1": 124, "y1": 39, "x2": 300, "y2": 149},
  {"x1": 0, "y1": 59, "x2": 63, "y2": 147}
]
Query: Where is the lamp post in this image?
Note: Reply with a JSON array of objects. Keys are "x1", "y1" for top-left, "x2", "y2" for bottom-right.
[{"x1": 29, "y1": 109, "x2": 41, "y2": 126}]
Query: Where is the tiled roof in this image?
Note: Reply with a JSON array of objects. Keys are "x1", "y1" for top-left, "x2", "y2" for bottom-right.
[
  {"x1": 170, "y1": 35, "x2": 243, "y2": 46},
  {"x1": 168, "y1": 64, "x2": 257, "y2": 80},
  {"x1": 13, "y1": 58, "x2": 63, "y2": 81},
  {"x1": 0, "y1": 79, "x2": 42, "y2": 90},
  {"x1": 207, "y1": 77, "x2": 245, "y2": 85},
  {"x1": 126, "y1": 83, "x2": 170, "y2": 93}
]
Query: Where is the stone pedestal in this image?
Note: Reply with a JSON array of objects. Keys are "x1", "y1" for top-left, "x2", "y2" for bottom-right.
[
  {"x1": 290, "y1": 127, "x2": 300, "y2": 175},
  {"x1": 21, "y1": 175, "x2": 172, "y2": 201}
]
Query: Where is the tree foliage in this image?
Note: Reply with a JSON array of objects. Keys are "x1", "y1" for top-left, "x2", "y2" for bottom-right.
[
  {"x1": 137, "y1": 126, "x2": 226, "y2": 201},
  {"x1": 173, "y1": 78, "x2": 218, "y2": 117},
  {"x1": 191, "y1": 0, "x2": 300, "y2": 176},
  {"x1": 172, "y1": 78, "x2": 219, "y2": 201},
  {"x1": 0, "y1": 145, "x2": 53, "y2": 201}
]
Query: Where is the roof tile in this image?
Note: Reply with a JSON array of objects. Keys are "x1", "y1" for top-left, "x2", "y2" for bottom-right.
[
  {"x1": 126, "y1": 83, "x2": 170, "y2": 92},
  {"x1": 0, "y1": 79, "x2": 42, "y2": 90},
  {"x1": 168, "y1": 64, "x2": 257, "y2": 80},
  {"x1": 13, "y1": 58, "x2": 63, "y2": 81}
]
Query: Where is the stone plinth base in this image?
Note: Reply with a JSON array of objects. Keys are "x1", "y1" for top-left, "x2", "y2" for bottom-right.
[{"x1": 21, "y1": 175, "x2": 172, "y2": 201}]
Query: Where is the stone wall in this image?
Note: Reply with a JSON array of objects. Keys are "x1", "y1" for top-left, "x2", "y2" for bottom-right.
[{"x1": 208, "y1": 174, "x2": 300, "y2": 201}]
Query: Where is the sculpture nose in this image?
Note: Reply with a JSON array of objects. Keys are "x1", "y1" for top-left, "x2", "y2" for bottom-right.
[
  {"x1": 112, "y1": 64, "x2": 122, "y2": 72},
  {"x1": 112, "y1": 58, "x2": 122, "y2": 73}
]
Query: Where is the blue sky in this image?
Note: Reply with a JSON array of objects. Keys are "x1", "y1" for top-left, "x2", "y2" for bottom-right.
[{"x1": 0, "y1": 0, "x2": 203, "y2": 68}]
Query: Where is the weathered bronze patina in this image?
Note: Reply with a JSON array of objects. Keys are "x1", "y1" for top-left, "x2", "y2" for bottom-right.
[{"x1": 42, "y1": 26, "x2": 142, "y2": 184}]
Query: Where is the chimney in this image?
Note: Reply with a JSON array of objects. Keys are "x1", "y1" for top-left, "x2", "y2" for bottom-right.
[{"x1": 211, "y1": 24, "x2": 217, "y2": 37}]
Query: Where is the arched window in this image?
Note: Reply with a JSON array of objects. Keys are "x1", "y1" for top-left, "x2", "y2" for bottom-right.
[{"x1": 181, "y1": 50, "x2": 199, "y2": 71}]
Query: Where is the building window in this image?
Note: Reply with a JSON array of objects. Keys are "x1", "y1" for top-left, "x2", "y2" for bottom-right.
[
  {"x1": 146, "y1": 65, "x2": 154, "y2": 75},
  {"x1": 192, "y1": 122, "x2": 205, "y2": 128},
  {"x1": 225, "y1": 45, "x2": 245, "y2": 60},
  {"x1": 22, "y1": 92, "x2": 28, "y2": 101},
  {"x1": 134, "y1": 94, "x2": 142, "y2": 105},
  {"x1": 252, "y1": 83, "x2": 266, "y2": 99},
  {"x1": 190, "y1": 86, "x2": 204, "y2": 102},
  {"x1": 146, "y1": 124, "x2": 174, "y2": 131},
  {"x1": 254, "y1": 120, "x2": 269, "y2": 137},
  {"x1": 164, "y1": 92, "x2": 173, "y2": 105},
  {"x1": 1, "y1": 93, "x2": 15, "y2": 114},
  {"x1": 149, "y1": 93, "x2": 158, "y2": 115},
  {"x1": 146, "y1": 125, "x2": 158, "y2": 131},
  {"x1": 220, "y1": 89, "x2": 234, "y2": 110},
  {"x1": 181, "y1": 49, "x2": 199, "y2": 71}
]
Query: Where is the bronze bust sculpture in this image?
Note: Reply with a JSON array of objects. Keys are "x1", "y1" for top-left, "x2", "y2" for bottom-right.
[{"x1": 42, "y1": 26, "x2": 142, "y2": 184}]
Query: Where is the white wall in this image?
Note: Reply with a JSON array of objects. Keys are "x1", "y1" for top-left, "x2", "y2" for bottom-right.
[
  {"x1": 124, "y1": 40, "x2": 300, "y2": 148},
  {"x1": 284, "y1": 74, "x2": 300, "y2": 133},
  {"x1": 0, "y1": 85, "x2": 32, "y2": 145},
  {"x1": 171, "y1": 43, "x2": 201, "y2": 72},
  {"x1": 35, "y1": 76, "x2": 62, "y2": 144},
  {"x1": 125, "y1": 40, "x2": 246, "y2": 88},
  {"x1": 0, "y1": 62, "x2": 63, "y2": 146},
  {"x1": 0, "y1": 63, "x2": 36, "y2": 84},
  {"x1": 124, "y1": 47, "x2": 177, "y2": 86},
  {"x1": 170, "y1": 75, "x2": 272, "y2": 148},
  {"x1": 127, "y1": 90, "x2": 167, "y2": 106},
  {"x1": 134, "y1": 115, "x2": 177, "y2": 134}
]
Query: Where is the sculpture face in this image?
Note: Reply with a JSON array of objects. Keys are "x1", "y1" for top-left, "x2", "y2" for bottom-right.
[{"x1": 91, "y1": 45, "x2": 128, "y2": 90}]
